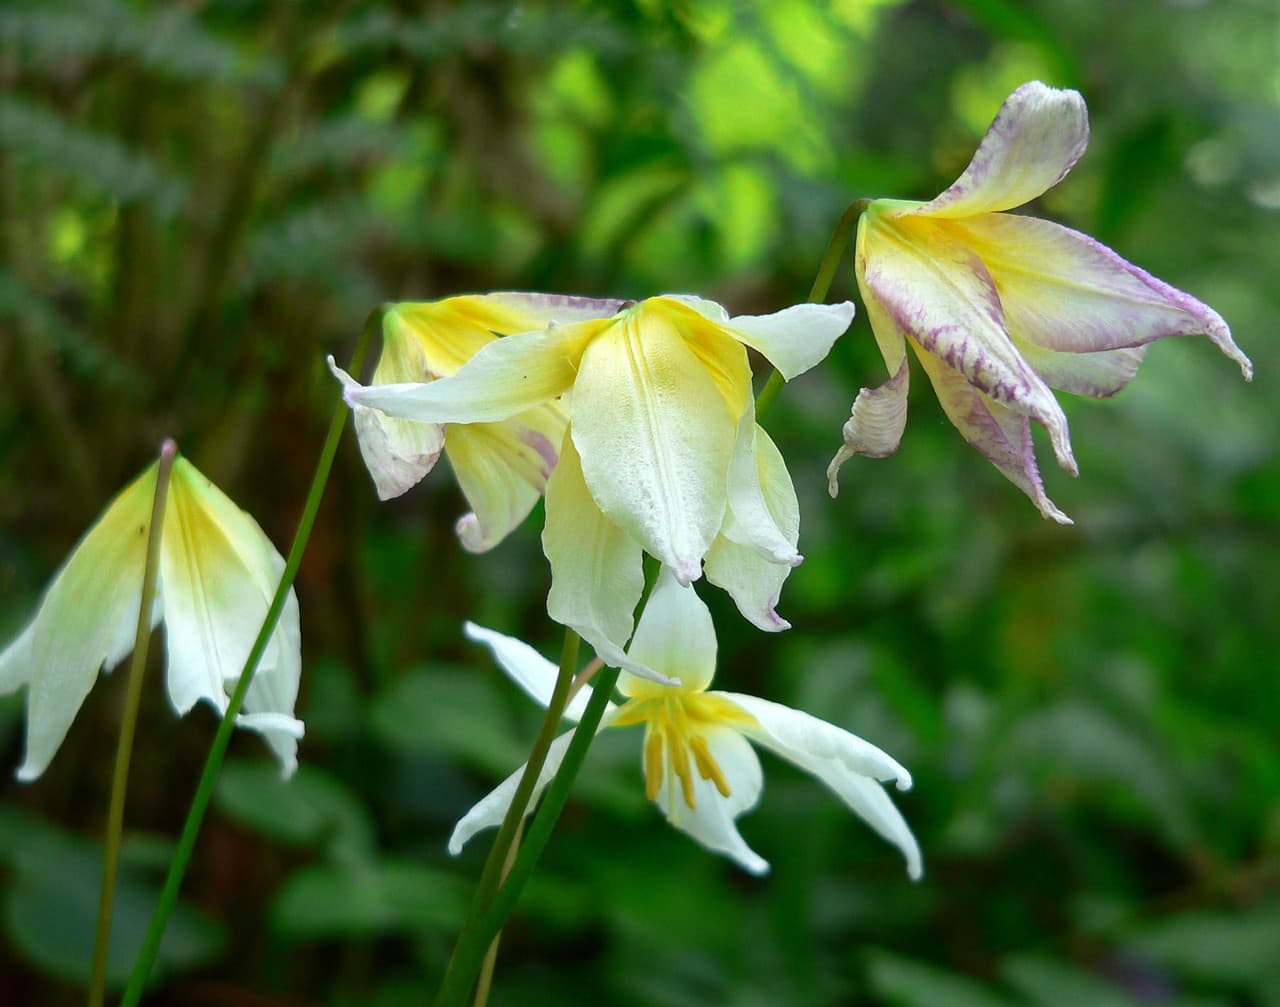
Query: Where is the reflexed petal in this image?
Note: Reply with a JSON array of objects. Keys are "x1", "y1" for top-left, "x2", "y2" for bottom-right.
[
  {"x1": 3, "y1": 464, "x2": 158, "y2": 781},
  {"x1": 445, "y1": 404, "x2": 566, "y2": 553},
  {"x1": 332, "y1": 318, "x2": 601, "y2": 425},
  {"x1": 572, "y1": 310, "x2": 735, "y2": 585},
  {"x1": 827, "y1": 358, "x2": 910, "y2": 496},
  {"x1": 902, "y1": 81, "x2": 1089, "y2": 220},
  {"x1": 161, "y1": 459, "x2": 302, "y2": 774},
  {"x1": 720, "y1": 692, "x2": 922, "y2": 879},
  {"x1": 621, "y1": 567, "x2": 716, "y2": 696},
  {"x1": 650, "y1": 726, "x2": 768, "y2": 876},
  {"x1": 332, "y1": 356, "x2": 446, "y2": 501},
  {"x1": 448, "y1": 728, "x2": 578, "y2": 855},
  {"x1": 463, "y1": 621, "x2": 612, "y2": 723},
  {"x1": 724, "y1": 301, "x2": 856, "y2": 381},
  {"x1": 913, "y1": 345, "x2": 1072, "y2": 523},
  {"x1": 864, "y1": 215, "x2": 1076, "y2": 475},
  {"x1": 949, "y1": 213, "x2": 1253, "y2": 379},
  {"x1": 721, "y1": 410, "x2": 801, "y2": 566},
  {"x1": 542, "y1": 433, "x2": 670, "y2": 684}
]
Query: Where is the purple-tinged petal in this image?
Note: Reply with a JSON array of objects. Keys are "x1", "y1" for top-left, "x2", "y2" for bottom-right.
[
  {"x1": 897, "y1": 81, "x2": 1089, "y2": 220},
  {"x1": 864, "y1": 214, "x2": 1077, "y2": 476},
  {"x1": 481, "y1": 291, "x2": 629, "y2": 326},
  {"x1": 913, "y1": 342, "x2": 1073, "y2": 524},
  {"x1": 1015, "y1": 340, "x2": 1147, "y2": 399},
  {"x1": 828, "y1": 358, "x2": 910, "y2": 497},
  {"x1": 947, "y1": 213, "x2": 1253, "y2": 379}
]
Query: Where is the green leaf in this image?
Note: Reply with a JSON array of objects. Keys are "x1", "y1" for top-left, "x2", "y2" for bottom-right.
[
  {"x1": 1127, "y1": 903, "x2": 1280, "y2": 987},
  {"x1": 865, "y1": 950, "x2": 1010, "y2": 1007}
]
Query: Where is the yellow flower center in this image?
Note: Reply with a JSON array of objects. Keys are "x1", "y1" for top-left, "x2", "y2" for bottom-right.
[{"x1": 611, "y1": 692, "x2": 756, "y2": 815}]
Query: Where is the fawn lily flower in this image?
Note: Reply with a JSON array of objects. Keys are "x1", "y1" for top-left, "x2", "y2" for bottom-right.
[
  {"x1": 0, "y1": 455, "x2": 303, "y2": 780},
  {"x1": 451, "y1": 568, "x2": 922, "y2": 879},
  {"x1": 334, "y1": 294, "x2": 852, "y2": 675},
  {"x1": 334, "y1": 293, "x2": 626, "y2": 552},
  {"x1": 827, "y1": 81, "x2": 1253, "y2": 522}
]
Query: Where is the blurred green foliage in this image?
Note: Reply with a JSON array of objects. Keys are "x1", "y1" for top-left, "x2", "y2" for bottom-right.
[{"x1": 1, "y1": 0, "x2": 1278, "y2": 1004}]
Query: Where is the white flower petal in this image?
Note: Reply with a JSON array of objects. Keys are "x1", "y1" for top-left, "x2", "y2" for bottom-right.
[
  {"x1": 650, "y1": 726, "x2": 768, "y2": 876},
  {"x1": 863, "y1": 213, "x2": 1077, "y2": 476},
  {"x1": 4, "y1": 464, "x2": 158, "y2": 780},
  {"x1": 1015, "y1": 340, "x2": 1147, "y2": 399},
  {"x1": 725, "y1": 301, "x2": 855, "y2": 381},
  {"x1": 463, "y1": 621, "x2": 611, "y2": 724},
  {"x1": 622, "y1": 567, "x2": 716, "y2": 695},
  {"x1": 950, "y1": 212, "x2": 1253, "y2": 380},
  {"x1": 719, "y1": 691, "x2": 922, "y2": 879},
  {"x1": 160, "y1": 459, "x2": 302, "y2": 775},
  {"x1": 661, "y1": 294, "x2": 731, "y2": 324},
  {"x1": 721, "y1": 409, "x2": 801, "y2": 566},
  {"x1": 542, "y1": 432, "x2": 671, "y2": 685},
  {"x1": 904, "y1": 81, "x2": 1089, "y2": 220},
  {"x1": 571, "y1": 309, "x2": 735, "y2": 584}
]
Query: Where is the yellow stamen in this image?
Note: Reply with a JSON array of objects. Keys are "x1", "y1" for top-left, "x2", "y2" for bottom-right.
[
  {"x1": 643, "y1": 726, "x2": 664, "y2": 801},
  {"x1": 666, "y1": 717, "x2": 697, "y2": 811},
  {"x1": 689, "y1": 734, "x2": 731, "y2": 798}
]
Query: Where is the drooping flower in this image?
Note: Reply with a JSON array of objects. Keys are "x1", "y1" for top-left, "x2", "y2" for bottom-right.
[
  {"x1": 0, "y1": 453, "x2": 303, "y2": 780},
  {"x1": 451, "y1": 568, "x2": 922, "y2": 879},
  {"x1": 334, "y1": 293, "x2": 626, "y2": 552},
  {"x1": 334, "y1": 294, "x2": 853, "y2": 675},
  {"x1": 827, "y1": 81, "x2": 1253, "y2": 522}
]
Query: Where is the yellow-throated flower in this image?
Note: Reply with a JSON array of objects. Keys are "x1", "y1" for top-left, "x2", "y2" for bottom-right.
[
  {"x1": 0, "y1": 455, "x2": 303, "y2": 780},
  {"x1": 333, "y1": 293, "x2": 625, "y2": 552},
  {"x1": 451, "y1": 568, "x2": 921, "y2": 878},
  {"x1": 334, "y1": 295, "x2": 853, "y2": 677},
  {"x1": 827, "y1": 81, "x2": 1252, "y2": 522}
]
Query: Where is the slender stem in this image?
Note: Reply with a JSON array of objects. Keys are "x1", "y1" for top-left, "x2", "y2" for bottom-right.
[
  {"x1": 472, "y1": 817, "x2": 525, "y2": 1007},
  {"x1": 435, "y1": 628, "x2": 581, "y2": 1004},
  {"x1": 86, "y1": 440, "x2": 177, "y2": 1007},
  {"x1": 119, "y1": 310, "x2": 380, "y2": 1006},
  {"x1": 754, "y1": 197, "x2": 871, "y2": 421}
]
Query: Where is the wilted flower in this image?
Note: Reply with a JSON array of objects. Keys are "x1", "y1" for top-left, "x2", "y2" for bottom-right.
[
  {"x1": 452, "y1": 568, "x2": 921, "y2": 879},
  {"x1": 827, "y1": 81, "x2": 1252, "y2": 522},
  {"x1": 0, "y1": 454, "x2": 303, "y2": 780},
  {"x1": 335, "y1": 295, "x2": 852, "y2": 676},
  {"x1": 334, "y1": 293, "x2": 626, "y2": 552}
]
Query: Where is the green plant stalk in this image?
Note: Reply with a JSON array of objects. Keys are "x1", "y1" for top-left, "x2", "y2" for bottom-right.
[
  {"x1": 86, "y1": 439, "x2": 177, "y2": 1007},
  {"x1": 434, "y1": 628, "x2": 581, "y2": 1004},
  {"x1": 435, "y1": 664, "x2": 624, "y2": 1006},
  {"x1": 754, "y1": 197, "x2": 871, "y2": 420},
  {"x1": 119, "y1": 311, "x2": 379, "y2": 1006}
]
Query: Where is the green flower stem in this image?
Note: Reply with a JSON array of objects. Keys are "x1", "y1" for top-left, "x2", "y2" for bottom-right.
[
  {"x1": 754, "y1": 197, "x2": 871, "y2": 421},
  {"x1": 119, "y1": 310, "x2": 380, "y2": 1006},
  {"x1": 435, "y1": 627, "x2": 581, "y2": 1005},
  {"x1": 436, "y1": 663, "x2": 624, "y2": 1006},
  {"x1": 87, "y1": 439, "x2": 177, "y2": 1007}
]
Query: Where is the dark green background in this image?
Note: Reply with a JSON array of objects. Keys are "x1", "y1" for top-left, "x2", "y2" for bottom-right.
[{"x1": 1, "y1": 1, "x2": 1277, "y2": 1004}]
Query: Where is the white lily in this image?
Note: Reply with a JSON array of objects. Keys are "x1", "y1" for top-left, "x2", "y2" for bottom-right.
[
  {"x1": 334, "y1": 294, "x2": 853, "y2": 677},
  {"x1": 827, "y1": 81, "x2": 1252, "y2": 521},
  {"x1": 451, "y1": 568, "x2": 922, "y2": 879},
  {"x1": 335, "y1": 293, "x2": 626, "y2": 552},
  {"x1": 0, "y1": 455, "x2": 303, "y2": 780}
]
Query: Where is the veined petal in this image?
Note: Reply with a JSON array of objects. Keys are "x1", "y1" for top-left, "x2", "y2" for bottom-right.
[
  {"x1": 332, "y1": 356, "x2": 446, "y2": 501},
  {"x1": 620, "y1": 567, "x2": 716, "y2": 696},
  {"x1": 913, "y1": 344, "x2": 1072, "y2": 523},
  {"x1": 902, "y1": 81, "x2": 1089, "y2": 220},
  {"x1": 650, "y1": 725, "x2": 768, "y2": 876},
  {"x1": 719, "y1": 691, "x2": 922, "y2": 879},
  {"x1": 542, "y1": 432, "x2": 671, "y2": 685},
  {"x1": 947, "y1": 213, "x2": 1253, "y2": 379},
  {"x1": 463, "y1": 621, "x2": 612, "y2": 723},
  {"x1": 445, "y1": 404, "x2": 566, "y2": 553},
  {"x1": 4, "y1": 464, "x2": 158, "y2": 781},
  {"x1": 724, "y1": 301, "x2": 856, "y2": 381},
  {"x1": 864, "y1": 214, "x2": 1076, "y2": 475},
  {"x1": 332, "y1": 318, "x2": 602, "y2": 425},
  {"x1": 572, "y1": 309, "x2": 735, "y2": 584},
  {"x1": 160, "y1": 459, "x2": 302, "y2": 775}
]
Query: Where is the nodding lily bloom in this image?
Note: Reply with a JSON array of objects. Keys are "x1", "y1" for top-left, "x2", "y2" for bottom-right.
[
  {"x1": 0, "y1": 455, "x2": 303, "y2": 780},
  {"x1": 451, "y1": 568, "x2": 922, "y2": 879},
  {"x1": 334, "y1": 294, "x2": 627, "y2": 552},
  {"x1": 334, "y1": 294, "x2": 853, "y2": 678},
  {"x1": 827, "y1": 81, "x2": 1252, "y2": 523}
]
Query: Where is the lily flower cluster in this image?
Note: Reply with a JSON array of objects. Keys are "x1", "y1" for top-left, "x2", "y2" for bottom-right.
[{"x1": 3, "y1": 81, "x2": 1249, "y2": 885}]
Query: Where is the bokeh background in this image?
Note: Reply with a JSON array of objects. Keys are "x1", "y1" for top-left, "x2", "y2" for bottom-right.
[{"x1": 2, "y1": 1, "x2": 1278, "y2": 1004}]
